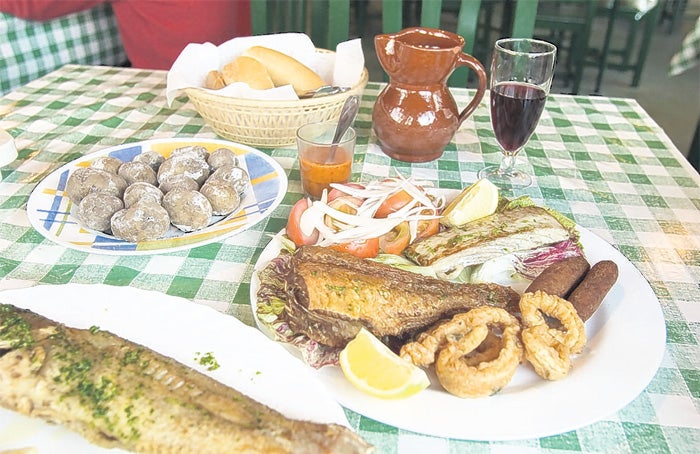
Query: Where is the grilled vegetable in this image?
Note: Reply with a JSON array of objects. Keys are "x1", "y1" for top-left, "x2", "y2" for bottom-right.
[{"x1": 404, "y1": 205, "x2": 579, "y2": 278}]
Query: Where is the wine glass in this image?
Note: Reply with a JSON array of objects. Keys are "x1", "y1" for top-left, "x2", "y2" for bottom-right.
[{"x1": 478, "y1": 38, "x2": 557, "y2": 188}]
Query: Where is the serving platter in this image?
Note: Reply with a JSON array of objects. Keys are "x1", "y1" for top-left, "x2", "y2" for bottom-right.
[
  {"x1": 0, "y1": 284, "x2": 349, "y2": 453},
  {"x1": 27, "y1": 138, "x2": 287, "y2": 255},
  {"x1": 250, "y1": 223, "x2": 667, "y2": 441}
]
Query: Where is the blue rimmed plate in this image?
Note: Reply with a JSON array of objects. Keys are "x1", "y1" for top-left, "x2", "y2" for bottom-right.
[{"x1": 27, "y1": 138, "x2": 287, "y2": 255}]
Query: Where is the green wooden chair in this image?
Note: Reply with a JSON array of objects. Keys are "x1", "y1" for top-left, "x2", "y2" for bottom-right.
[
  {"x1": 533, "y1": 1, "x2": 597, "y2": 95},
  {"x1": 378, "y1": 0, "x2": 540, "y2": 86},
  {"x1": 250, "y1": 0, "x2": 351, "y2": 50},
  {"x1": 380, "y1": 0, "x2": 540, "y2": 48},
  {"x1": 591, "y1": 0, "x2": 662, "y2": 91},
  {"x1": 250, "y1": 0, "x2": 541, "y2": 87}
]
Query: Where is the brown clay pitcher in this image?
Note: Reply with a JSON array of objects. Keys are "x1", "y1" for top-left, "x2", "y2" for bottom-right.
[{"x1": 373, "y1": 27, "x2": 487, "y2": 162}]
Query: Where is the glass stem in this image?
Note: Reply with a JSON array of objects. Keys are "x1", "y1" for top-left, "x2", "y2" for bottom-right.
[{"x1": 499, "y1": 152, "x2": 518, "y2": 175}]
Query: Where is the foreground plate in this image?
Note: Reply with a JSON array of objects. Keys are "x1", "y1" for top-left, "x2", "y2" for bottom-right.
[
  {"x1": 0, "y1": 284, "x2": 349, "y2": 453},
  {"x1": 27, "y1": 138, "x2": 287, "y2": 255},
  {"x1": 250, "y1": 226, "x2": 667, "y2": 441}
]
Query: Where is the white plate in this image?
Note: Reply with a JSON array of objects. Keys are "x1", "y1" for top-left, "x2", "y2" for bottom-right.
[
  {"x1": 0, "y1": 284, "x2": 349, "y2": 453},
  {"x1": 250, "y1": 226, "x2": 667, "y2": 441},
  {"x1": 27, "y1": 138, "x2": 287, "y2": 255}
]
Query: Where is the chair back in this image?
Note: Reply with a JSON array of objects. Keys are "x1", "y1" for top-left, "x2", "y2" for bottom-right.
[
  {"x1": 378, "y1": 0, "x2": 539, "y2": 86},
  {"x1": 380, "y1": 0, "x2": 539, "y2": 51},
  {"x1": 251, "y1": 0, "x2": 351, "y2": 50}
]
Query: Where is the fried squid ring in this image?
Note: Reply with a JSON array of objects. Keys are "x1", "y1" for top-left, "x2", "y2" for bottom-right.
[
  {"x1": 400, "y1": 314, "x2": 478, "y2": 367},
  {"x1": 520, "y1": 291, "x2": 587, "y2": 380},
  {"x1": 521, "y1": 325, "x2": 571, "y2": 380},
  {"x1": 520, "y1": 290, "x2": 586, "y2": 354},
  {"x1": 434, "y1": 307, "x2": 523, "y2": 398}
]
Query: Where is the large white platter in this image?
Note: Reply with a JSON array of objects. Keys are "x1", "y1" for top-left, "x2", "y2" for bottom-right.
[
  {"x1": 27, "y1": 138, "x2": 287, "y2": 255},
  {"x1": 250, "y1": 225, "x2": 667, "y2": 441},
  {"x1": 0, "y1": 284, "x2": 349, "y2": 453}
]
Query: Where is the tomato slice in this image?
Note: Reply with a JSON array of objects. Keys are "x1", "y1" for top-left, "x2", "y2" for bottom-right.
[
  {"x1": 375, "y1": 189, "x2": 413, "y2": 218},
  {"x1": 331, "y1": 238, "x2": 380, "y2": 259},
  {"x1": 325, "y1": 196, "x2": 363, "y2": 231},
  {"x1": 286, "y1": 198, "x2": 319, "y2": 247},
  {"x1": 328, "y1": 183, "x2": 365, "y2": 202},
  {"x1": 379, "y1": 221, "x2": 411, "y2": 255},
  {"x1": 416, "y1": 217, "x2": 440, "y2": 239}
]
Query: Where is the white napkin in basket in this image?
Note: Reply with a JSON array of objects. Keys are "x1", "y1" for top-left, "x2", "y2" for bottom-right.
[{"x1": 166, "y1": 33, "x2": 365, "y2": 106}]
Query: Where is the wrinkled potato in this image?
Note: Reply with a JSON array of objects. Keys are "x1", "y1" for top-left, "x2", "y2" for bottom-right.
[
  {"x1": 162, "y1": 189, "x2": 212, "y2": 232},
  {"x1": 200, "y1": 179, "x2": 240, "y2": 215},
  {"x1": 77, "y1": 192, "x2": 124, "y2": 232},
  {"x1": 110, "y1": 200, "x2": 170, "y2": 242},
  {"x1": 65, "y1": 167, "x2": 127, "y2": 204},
  {"x1": 123, "y1": 182, "x2": 163, "y2": 208}
]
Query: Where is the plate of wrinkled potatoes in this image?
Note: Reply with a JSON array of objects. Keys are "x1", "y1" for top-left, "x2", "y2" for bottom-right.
[{"x1": 27, "y1": 138, "x2": 287, "y2": 255}]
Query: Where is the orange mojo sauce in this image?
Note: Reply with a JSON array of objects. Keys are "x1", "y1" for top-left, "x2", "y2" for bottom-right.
[{"x1": 300, "y1": 146, "x2": 352, "y2": 199}]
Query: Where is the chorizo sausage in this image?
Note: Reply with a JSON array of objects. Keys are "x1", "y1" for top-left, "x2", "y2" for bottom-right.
[
  {"x1": 525, "y1": 255, "x2": 590, "y2": 298},
  {"x1": 567, "y1": 260, "x2": 619, "y2": 321}
]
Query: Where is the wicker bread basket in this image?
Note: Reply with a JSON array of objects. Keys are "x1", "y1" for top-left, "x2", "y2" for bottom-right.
[{"x1": 185, "y1": 50, "x2": 369, "y2": 148}]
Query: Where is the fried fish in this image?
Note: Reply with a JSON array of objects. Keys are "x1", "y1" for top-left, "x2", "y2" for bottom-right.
[
  {"x1": 0, "y1": 304, "x2": 372, "y2": 454},
  {"x1": 284, "y1": 246, "x2": 520, "y2": 347}
]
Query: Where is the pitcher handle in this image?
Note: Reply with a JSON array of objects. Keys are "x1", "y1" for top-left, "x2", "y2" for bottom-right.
[{"x1": 455, "y1": 53, "x2": 487, "y2": 126}]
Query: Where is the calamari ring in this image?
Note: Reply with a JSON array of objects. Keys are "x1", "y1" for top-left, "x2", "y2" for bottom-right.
[
  {"x1": 520, "y1": 291, "x2": 586, "y2": 354},
  {"x1": 522, "y1": 324, "x2": 571, "y2": 380},
  {"x1": 400, "y1": 313, "x2": 477, "y2": 367},
  {"x1": 463, "y1": 329, "x2": 502, "y2": 367},
  {"x1": 434, "y1": 307, "x2": 523, "y2": 398}
]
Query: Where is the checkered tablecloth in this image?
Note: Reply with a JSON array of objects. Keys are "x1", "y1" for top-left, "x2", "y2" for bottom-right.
[
  {"x1": 670, "y1": 15, "x2": 700, "y2": 76},
  {"x1": 0, "y1": 65, "x2": 699, "y2": 453},
  {"x1": 0, "y1": 5, "x2": 126, "y2": 95}
]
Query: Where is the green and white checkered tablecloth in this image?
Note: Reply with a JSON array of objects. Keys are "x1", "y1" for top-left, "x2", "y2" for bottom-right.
[
  {"x1": 0, "y1": 65, "x2": 699, "y2": 453},
  {"x1": 670, "y1": 15, "x2": 700, "y2": 76},
  {"x1": 0, "y1": 5, "x2": 126, "y2": 95}
]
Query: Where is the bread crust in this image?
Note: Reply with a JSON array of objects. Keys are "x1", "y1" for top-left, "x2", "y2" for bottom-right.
[
  {"x1": 243, "y1": 46, "x2": 325, "y2": 95},
  {"x1": 222, "y1": 56, "x2": 274, "y2": 90},
  {"x1": 204, "y1": 70, "x2": 227, "y2": 90}
]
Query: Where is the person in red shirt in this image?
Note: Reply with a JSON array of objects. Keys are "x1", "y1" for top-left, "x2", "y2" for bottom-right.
[{"x1": 0, "y1": 0, "x2": 252, "y2": 70}]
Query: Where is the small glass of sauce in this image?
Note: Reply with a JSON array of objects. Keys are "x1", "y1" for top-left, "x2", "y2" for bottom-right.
[{"x1": 296, "y1": 121, "x2": 356, "y2": 199}]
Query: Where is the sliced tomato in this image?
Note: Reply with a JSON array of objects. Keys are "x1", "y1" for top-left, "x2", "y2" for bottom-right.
[
  {"x1": 416, "y1": 217, "x2": 440, "y2": 239},
  {"x1": 327, "y1": 196, "x2": 363, "y2": 214},
  {"x1": 327, "y1": 183, "x2": 365, "y2": 202},
  {"x1": 331, "y1": 238, "x2": 380, "y2": 259},
  {"x1": 286, "y1": 198, "x2": 319, "y2": 247},
  {"x1": 379, "y1": 221, "x2": 411, "y2": 255},
  {"x1": 375, "y1": 189, "x2": 414, "y2": 218},
  {"x1": 325, "y1": 196, "x2": 364, "y2": 231}
]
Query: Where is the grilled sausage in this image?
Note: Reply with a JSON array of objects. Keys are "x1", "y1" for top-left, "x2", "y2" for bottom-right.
[
  {"x1": 525, "y1": 255, "x2": 590, "y2": 298},
  {"x1": 567, "y1": 260, "x2": 619, "y2": 321}
]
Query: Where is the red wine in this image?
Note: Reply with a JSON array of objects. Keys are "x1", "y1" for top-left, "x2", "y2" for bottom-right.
[{"x1": 490, "y1": 82, "x2": 547, "y2": 153}]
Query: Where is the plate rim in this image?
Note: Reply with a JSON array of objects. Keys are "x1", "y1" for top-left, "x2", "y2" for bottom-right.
[{"x1": 26, "y1": 137, "x2": 288, "y2": 255}]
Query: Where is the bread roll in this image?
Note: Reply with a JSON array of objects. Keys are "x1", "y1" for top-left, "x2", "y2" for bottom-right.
[
  {"x1": 243, "y1": 46, "x2": 325, "y2": 95},
  {"x1": 204, "y1": 70, "x2": 227, "y2": 90},
  {"x1": 222, "y1": 56, "x2": 274, "y2": 90}
]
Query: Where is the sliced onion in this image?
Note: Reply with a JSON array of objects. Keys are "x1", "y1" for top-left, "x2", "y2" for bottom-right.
[{"x1": 304, "y1": 176, "x2": 444, "y2": 247}]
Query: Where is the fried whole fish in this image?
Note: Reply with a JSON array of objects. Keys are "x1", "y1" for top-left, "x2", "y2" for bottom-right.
[
  {"x1": 0, "y1": 304, "x2": 372, "y2": 454},
  {"x1": 284, "y1": 246, "x2": 520, "y2": 347}
]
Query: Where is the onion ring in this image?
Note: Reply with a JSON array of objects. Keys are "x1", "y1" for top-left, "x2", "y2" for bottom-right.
[
  {"x1": 521, "y1": 325, "x2": 572, "y2": 380},
  {"x1": 433, "y1": 307, "x2": 523, "y2": 398},
  {"x1": 400, "y1": 314, "x2": 476, "y2": 367},
  {"x1": 519, "y1": 291, "x2": 586, "y2": 380}
]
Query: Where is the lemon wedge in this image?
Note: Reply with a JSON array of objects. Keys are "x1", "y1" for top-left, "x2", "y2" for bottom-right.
[
  {"x1": 339, "y1": 328, "x2": 430, "y2": 399},
  {"x1": 440, "y1": 178, "x2": 499, "y2": 227}
]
